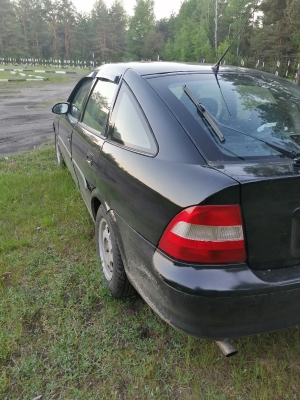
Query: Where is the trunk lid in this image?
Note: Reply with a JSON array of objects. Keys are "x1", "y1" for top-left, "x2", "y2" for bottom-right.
[{"x1": 212, "y1": 160, "x2": 300, "y2": 269}]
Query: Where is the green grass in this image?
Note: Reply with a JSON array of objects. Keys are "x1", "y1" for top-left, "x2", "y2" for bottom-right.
[
  {"x1": 0, "y1": 71, "x2": 72, "y2": 85},
  {"x1": 1, "y1": 145, "x2": 300, "y2": 399},
  {"x1": 0, "y1": 63, "x2": 90, "y2": 72},
  {"x1": 0, "y1": 71, "x2": 25, "y2": 79},
  {"x1": 0, "y1": 65, "x2": 89, "y2": 85}
]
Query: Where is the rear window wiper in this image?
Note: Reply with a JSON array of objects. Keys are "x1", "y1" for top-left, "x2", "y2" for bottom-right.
[
  {"x1": 182, "y1": 85, "x2": 225, "y2": 143},
  {"x1": 182, "y1": 85, "x2": 300, "y2": 161},
  {"x1": 218, "y1": 122, "x2": 300, "y2": 161}
]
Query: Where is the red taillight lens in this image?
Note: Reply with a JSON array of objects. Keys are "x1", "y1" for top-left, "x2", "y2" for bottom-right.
[{"x1": 158, "y1": 205, "x2": 246, "y2": 264}]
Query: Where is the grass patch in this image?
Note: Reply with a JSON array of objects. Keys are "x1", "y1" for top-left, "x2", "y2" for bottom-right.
[
  {"x1": 0, "y1": 70, "x2": 84, "y2": 85},
  {"x1": 0, "y1": 75, "x2": 71, "y2": 85},
  {"x1": 0, "y1": 64, "x2": 90, "y2": 83},
  {"x1": 1, "y1": 145, "x2": 300, "y2": 399},
  {"x1": 0, "y1": 71, "x2": 25, "y2": 79}
]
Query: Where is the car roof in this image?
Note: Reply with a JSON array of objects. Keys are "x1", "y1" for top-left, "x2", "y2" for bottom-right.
[
  {"x1": 91, "y1": 61, "x2": 292, "y2": 89},
  {"x1": 93, "y1": 61, "x2": 263, "y2": 78}
]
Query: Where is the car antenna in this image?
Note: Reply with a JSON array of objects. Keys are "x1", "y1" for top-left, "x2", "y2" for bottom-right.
[
  {"x1": 213, "y1": 73, "x2": 231, "y2": 116},
  {"x1": 212, "y1": 5, "x2": 259, "y2": 74}
]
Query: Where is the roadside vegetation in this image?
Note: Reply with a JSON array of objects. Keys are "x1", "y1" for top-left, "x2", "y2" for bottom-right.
[
  {"x1": 1, "y1": 0, "x2": 298, "y2": 80},
  {"x1": 1, "y1": 145, "x2": 300, "y2": 399}
]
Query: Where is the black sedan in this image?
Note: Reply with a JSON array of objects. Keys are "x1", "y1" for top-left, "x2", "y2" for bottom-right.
[{"x1": 52, "y1": 62, "x2": 300, "y2": 353}]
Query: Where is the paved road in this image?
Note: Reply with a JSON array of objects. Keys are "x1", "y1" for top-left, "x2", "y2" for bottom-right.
[{"x1": 0, "y1": 77, "x2": 81, "y2": 156}]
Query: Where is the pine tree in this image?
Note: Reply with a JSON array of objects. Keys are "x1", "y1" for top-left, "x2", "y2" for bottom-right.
[
  {"x1": 109, "y1": 0, "x2": 128, "y2": 61},
  {"x1": 251, "y1": 0, "x2": 294, "y2": 59},
  {"x1": 91, "y1": 0, "x2": 111, "y2": 63},
  {"x1": 0, "y1": 0, "x2": 22, "y2": 58},
  {"x1": 126, "y1": 0, "x2": 155, "y2": 60}
]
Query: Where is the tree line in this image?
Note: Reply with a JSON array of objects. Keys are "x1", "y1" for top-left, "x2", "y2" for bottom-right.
[{"x1": 1, "y1": 0, "x2": 300, "y2": 70}]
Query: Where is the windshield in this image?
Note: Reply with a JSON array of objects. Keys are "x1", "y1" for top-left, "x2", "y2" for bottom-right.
[{"x1": 147, "y1": 72, "x2": 300, "y2": 162}]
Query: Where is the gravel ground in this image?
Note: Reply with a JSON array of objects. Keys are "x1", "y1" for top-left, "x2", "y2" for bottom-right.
[{"x1": 0, "y1": 77, "x2": 81, "y2": 156}]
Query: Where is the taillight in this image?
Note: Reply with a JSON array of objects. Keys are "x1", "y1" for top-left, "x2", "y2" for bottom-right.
[{"x1": 158, "y1": 205, "x2": 246, "y2": 264}]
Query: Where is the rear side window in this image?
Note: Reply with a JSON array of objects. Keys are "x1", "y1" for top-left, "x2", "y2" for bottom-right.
[
  {"x1": 82, "y1": 79, "x2": 117, "y2": 135},
  {"x1": 107, "y1": 83, "x2": 157, "y2": 155}
]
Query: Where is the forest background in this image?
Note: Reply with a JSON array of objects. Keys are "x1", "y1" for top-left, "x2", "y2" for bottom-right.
[{"x1": 1, "y1": 0, "x2": 299, "y2": 77}]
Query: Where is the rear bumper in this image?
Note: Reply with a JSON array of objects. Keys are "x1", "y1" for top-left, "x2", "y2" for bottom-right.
[
  {"x1": 116, "y1": 213, "x2": 300, "y2": 340},
  {"x1": 148, "y1": 251, "x2": 300, "y2": 340}
]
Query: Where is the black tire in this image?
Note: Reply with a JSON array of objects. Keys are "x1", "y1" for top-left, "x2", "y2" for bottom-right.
[
  {"x1": 55, "y1": 131, "x2": 65, "y2": 168},
  {"x1": 95, "y1": 205, "x2": 134, "y2": 298}
]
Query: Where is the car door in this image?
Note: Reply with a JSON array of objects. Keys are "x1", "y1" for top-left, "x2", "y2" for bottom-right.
[
  {"x1": 71, "y1": 77, "x2": 119, "y2": 213},
  {"x1": 100, "y1": 81, "x2": 160, "y2": 240},
  {"x1": 58, "y1": 77, "x2": 93, "y2": 180}
]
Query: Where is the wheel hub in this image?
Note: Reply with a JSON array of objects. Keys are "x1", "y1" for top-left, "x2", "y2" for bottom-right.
[{"x1": 99, "y1": 218, "x2": 113, "y2": 281}]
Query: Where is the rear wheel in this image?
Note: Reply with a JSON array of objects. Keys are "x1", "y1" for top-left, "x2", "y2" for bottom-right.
[{"x1": 96, "y1": 205, "x2": 134, "y2": 297}]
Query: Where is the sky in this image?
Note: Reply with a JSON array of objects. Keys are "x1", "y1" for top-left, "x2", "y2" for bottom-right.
[{"x1": 72, "y1": 0, "x2": 183, "y2": 20}]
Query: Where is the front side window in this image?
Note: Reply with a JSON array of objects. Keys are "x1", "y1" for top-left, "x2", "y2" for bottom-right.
[
  {"x1": 148, "y1": 73, "x2": 300, "y2": 162},
  {"x1": 108, "y1": 83, "x2": 157, "y2": 154},
  {"x1": 70, "y1": 78, "x2": 92, "y2": 119},
  {"x1": 82, "y1": 79, "x2": 117, "y2": 134}
]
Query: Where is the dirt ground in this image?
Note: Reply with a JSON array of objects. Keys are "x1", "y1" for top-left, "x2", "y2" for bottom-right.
[{"x1": 0, "y1": 77, "x2": 82, "y2": 156}]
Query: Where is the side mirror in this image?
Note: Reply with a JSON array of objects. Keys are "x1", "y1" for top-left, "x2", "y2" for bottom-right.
[{"x1": 52, "y1": 103, "x2": 69, "y2": 114}]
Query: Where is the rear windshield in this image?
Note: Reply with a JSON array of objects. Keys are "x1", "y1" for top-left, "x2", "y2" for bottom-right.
[{"x1": 147, "y1": 72, "x2": 300, "y2": 162}]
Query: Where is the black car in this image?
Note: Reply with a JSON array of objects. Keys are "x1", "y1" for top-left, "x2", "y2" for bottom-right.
[{"x1": 52, "y1": 62, "x2": 300, "y2": 354}]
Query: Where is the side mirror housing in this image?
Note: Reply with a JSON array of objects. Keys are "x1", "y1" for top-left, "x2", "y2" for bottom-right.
[{"x1": 52, "y1": 103, "x2": 69, "y2": 114}]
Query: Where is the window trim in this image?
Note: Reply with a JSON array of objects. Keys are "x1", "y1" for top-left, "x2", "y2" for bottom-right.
[
  {"x1": 79, "y1": 77, "x2": 120, "y2": 137},
  {"x1": 67, "y1": 77, "x2": 95, "y2": 121}
]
